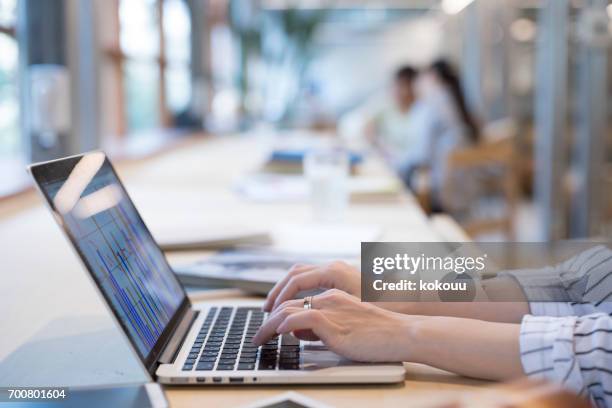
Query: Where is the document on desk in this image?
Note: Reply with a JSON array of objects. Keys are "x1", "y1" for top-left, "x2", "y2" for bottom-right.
[
  {"x1": 174, "y1": 249, "x2": 356, "y2": 294},
  {"x1": 173, "y1": 224, "x2": 381, "y2": 293},
  {"x1": 271, "y1": 223, "x2": 382, "y2": 256},
  {"x1": 236, "y1": 174, "x2": 402, "y2": 203},
  {"x1": 152, "y1": 225, "x2": 272, "y2": 250}
]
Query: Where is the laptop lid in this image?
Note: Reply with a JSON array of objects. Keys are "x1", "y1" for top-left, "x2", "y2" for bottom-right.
[{"x1": 29, "y1": 152, "x2": 190, "y2": 375}]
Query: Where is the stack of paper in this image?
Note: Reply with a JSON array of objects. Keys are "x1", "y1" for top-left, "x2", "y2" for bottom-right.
[
  {"x1": 152, "y1": 226, "x2": 272, "y2": 251},
  {"x1": 236, "y1": 174, "x2": 402, "y2": 203}
]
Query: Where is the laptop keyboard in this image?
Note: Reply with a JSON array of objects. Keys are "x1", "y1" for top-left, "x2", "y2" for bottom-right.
[{"x1": 182, "y1": 307, "x2": 301, "y2": 372}]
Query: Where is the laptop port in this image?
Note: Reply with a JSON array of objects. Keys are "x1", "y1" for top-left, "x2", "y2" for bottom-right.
[
  {"x1": 213, "y1": 377, "x2": 223, "y2": 383},
  {"x1": 229, "y1": 377, "x2": 244, "y2": 383},
  {"x1": 196, "y1": 377, "x2": 206, "y2": 383}
]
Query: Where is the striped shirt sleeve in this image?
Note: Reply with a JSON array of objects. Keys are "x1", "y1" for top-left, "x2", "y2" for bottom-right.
[
  {"x1": 500, "y1": 245, "x2": 612, "y2": 305},
  {"x1": 520, "y1": 313, "x2": 612, "y2": 408},
  {"x1": 508, "y1": 245, "x2": 612, "y2": 407}
]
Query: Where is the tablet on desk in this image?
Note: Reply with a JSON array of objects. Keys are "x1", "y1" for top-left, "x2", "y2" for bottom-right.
[{"x1": 173, "y1": 249, "x2": 355, "y2": 294}]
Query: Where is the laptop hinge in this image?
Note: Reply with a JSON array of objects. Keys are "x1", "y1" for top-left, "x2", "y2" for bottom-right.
[{"x1": 158, "y1": 308, "x2": 199, "y2": 364}]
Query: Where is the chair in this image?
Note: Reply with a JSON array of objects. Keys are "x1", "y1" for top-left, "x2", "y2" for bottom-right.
[{"x1": 439, "y1": 119, "x2": 520, "y2": 240}]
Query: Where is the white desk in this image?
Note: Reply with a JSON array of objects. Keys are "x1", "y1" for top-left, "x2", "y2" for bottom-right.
[{"x1": 0, "y1": 135, "x2": 485, "y2": 407}]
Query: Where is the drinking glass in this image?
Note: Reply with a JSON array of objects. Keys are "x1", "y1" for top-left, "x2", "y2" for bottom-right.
[{"x1": 303, "y1": 148, "x2": 350, "y2": 222}]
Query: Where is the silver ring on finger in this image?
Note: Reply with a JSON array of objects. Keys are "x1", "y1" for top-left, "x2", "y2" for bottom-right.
[{"x1": 303, "y1": 296, "x2": 313, "y2": 310}]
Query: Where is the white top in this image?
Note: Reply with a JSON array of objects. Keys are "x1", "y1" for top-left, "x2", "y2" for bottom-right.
[{"x1": 374, "y1": 102, "x2": 429, "y2": 170}]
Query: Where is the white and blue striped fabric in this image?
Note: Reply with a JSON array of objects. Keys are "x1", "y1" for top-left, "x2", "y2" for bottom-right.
[{"x1": 505, "y1": 245, "x2": 612, "y2": 407}]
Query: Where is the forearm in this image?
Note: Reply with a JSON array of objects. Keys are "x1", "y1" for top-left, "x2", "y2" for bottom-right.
[
  {"x1": 377, "y1": 301, "x2": 529, "y2": 323},
  {"x1": 374, "y1": 276, "x2": 530, "y2": 323},
  {"x1": 400, "y1": 315, "x2": 524, "y2": 381}
]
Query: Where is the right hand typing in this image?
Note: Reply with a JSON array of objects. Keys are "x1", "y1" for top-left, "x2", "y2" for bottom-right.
[{"x1": 263, "y1": 261, "x2": 361, "y2": 312}]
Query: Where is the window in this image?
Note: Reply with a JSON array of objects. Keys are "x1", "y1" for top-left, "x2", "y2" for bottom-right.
[
  {"x1": 115, "y1": 0, "x2": 191, "y2": 136},
  {"x1": 0, "y1": 0, "x2": 19, "y2": 158},
  {"x1": 162, "y1": 0, "x2": 191, "y2": 115}
]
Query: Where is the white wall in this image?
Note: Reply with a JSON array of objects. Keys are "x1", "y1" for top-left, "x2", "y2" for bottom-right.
[{"x1": 304, "y1": 15, "x2": 444, "y2": 116}]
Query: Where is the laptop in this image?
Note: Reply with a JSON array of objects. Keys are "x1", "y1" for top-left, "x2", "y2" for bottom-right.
[{"x1": 28, "y1": 152, "x2": 405, "y2": 385}]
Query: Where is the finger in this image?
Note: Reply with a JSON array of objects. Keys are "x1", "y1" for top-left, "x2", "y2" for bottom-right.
[
  {"x1": 266, "y1": 298, "x2": 302, "y2": 322},
  {"x1": 276, "y1": 310, "x2": 335, "y2": 343},
  {"x1": 263, "y1": 264, "x2": 317, "y2": 312},
  {"x1": 272, "y1": 290, "x2": 340, "y2": 316},
  {"x1": 292, "y1": 329, "x2": 320, "y2": 341},
  {"x1": 272, "y1": 269, "x2": 326, "y2": 311},
  {"x1": 275, "y1": 299, "x2": 304, "y2": 312},
  {"x1": 306, "y1": 288, "x2": 351, "y2": 310},
  {"x1": 252, "y1": 306, "x2": 302, "y2": 346}
]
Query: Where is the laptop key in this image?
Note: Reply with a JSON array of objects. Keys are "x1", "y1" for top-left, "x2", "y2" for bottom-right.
[
  {"x1": 196, "y1": 362, "x2": 214, "y2": 370},
  {"x1": 281, "y1": 334, "x2": 300, "y2": 346},
  {"x1": 206, "y1": 344, "x2": 222, "y2": 349},
  {"x1": 217, "y1": 365, "x2": 235, "y2": 370},
  {"x1": 238, "y1": 363, "x2": 255, "y2": 370},
  {"x1": 239, "y1": 358, "x2": 256, "y2": 364},
  {"x1": 258, "y1": 361, "x2": 276, "y2": 370}
]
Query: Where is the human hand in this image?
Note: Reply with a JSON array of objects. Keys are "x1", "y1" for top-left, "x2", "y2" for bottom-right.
[
  {"x1": 263, "y1": 261, "x2": 361, "y2": 312},
  {"x1": 255, "y1": 289, "x2": 413, "y2": 363}
]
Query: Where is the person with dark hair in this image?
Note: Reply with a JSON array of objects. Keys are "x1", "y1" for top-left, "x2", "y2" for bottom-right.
[
  {"x1": 428, "y1": 59, "x2": 480, "y2": 142},
  {"x1": 395, "y1": 65, "x2": 418, "y2": 88},
  {"x1": 363, "y1": 65, "x2": 427, "y2": 170},
  {"x1": 403, "y1": 58, "x2": 481, "y2": 211}
]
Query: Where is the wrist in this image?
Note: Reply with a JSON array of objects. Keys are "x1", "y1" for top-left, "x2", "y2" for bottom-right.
[
  {"x1": 379, "y1": 302, "x2": 421, "y2": 315},
  {"x1": 396, "y1": 314, "x2": 434, "y2": 363}
]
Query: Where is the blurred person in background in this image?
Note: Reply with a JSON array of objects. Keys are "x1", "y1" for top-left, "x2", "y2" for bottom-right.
[
  {"x1": 363, "y1": 66, "x2": 427, "y2": 171},
  {"x1": 406, "y1": 59, "x2": 481, "y2": 212}
]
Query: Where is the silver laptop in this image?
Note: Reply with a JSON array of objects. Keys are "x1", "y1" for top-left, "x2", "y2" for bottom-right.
[{"x1": 29, "y1": 152, "x2": 404, "y2": 385}]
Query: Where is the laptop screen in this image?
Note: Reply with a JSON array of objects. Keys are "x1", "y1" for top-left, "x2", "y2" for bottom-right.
[{"x1": 30, "y1": 153, "x2": 186, "y2": 364}]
